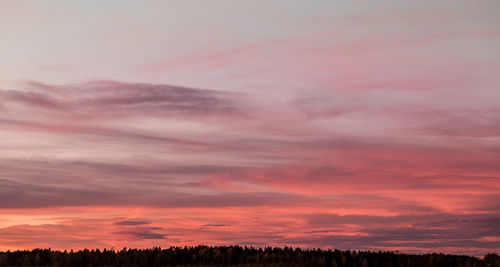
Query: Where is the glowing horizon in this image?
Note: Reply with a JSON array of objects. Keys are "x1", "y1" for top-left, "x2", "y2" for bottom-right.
[{"x1": 1, "y1": 1, "x2": 499, "y2": 256}]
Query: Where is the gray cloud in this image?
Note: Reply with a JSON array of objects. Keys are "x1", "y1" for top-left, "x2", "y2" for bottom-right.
[
  {"x1": 112, "y1": 227, "x2": 166, "y2": 240},
  {"x1": 113, "y1": 220, "x2": 152, "y2": 226},
  {"x1": 296, "y1": 213, "x2": 500, "y2": 252},
  {"x1": 0, "y1": 177, "x2": 311, "y2": 209},
  {"x1": 1, "y1": 80, "x2": 238, "y2": 120}
]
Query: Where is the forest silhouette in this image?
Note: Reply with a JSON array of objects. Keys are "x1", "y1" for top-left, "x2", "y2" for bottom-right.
[{"x1": 1, "y1": 246, "x2": 499, "y2": 267}]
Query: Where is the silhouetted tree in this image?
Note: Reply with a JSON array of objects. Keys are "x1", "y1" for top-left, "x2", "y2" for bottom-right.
[{"x1": 0, "y1": 246, "x2": 497, "y2": 267}]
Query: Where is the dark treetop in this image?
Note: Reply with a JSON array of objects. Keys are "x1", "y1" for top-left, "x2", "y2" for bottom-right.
[{"x1": 0, "y1": 246, "x2": 499, "y2": 267}]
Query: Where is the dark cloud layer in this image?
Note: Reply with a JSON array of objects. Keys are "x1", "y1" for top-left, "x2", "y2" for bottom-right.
[
  {"x1": 0, "y1": 81, "x2": 238, "y2": 120},
  {"x1": 113, "y1": 220, "x2": 152, "y2": 226}
]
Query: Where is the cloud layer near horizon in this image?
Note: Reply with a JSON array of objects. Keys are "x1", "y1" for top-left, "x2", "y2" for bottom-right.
[
  {"x1": 1, "y1": 79, "x2": 499, "y2": 255},
  {"x1": 1, "y1": 0, "x2": 499, "y2": 256}
]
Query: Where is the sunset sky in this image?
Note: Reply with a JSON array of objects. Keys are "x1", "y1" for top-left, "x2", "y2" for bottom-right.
[{"x1": 1, "y1": 1, "x2": 500, "y2": 256}]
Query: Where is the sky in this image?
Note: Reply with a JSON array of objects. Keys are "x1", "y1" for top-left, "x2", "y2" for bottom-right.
[{"x1": 0, "y1": 0, "x2": 500, "y2": 256}]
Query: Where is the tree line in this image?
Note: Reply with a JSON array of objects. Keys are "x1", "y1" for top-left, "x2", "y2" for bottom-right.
[{"x1": 0, "y1": 246, "x2": 498, "y2": 267}]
